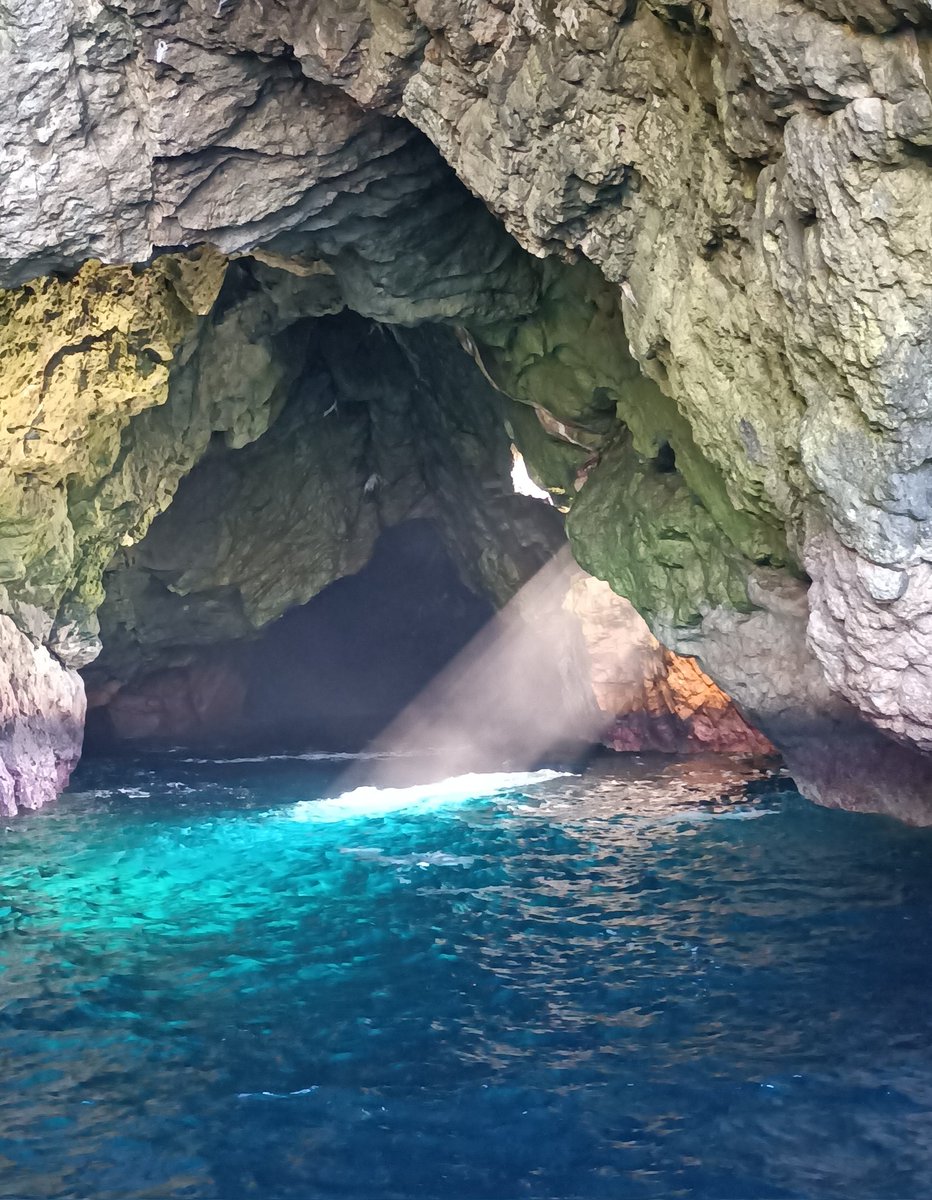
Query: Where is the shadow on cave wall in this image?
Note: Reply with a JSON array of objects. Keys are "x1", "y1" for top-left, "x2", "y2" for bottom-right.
[{"x1": 83, "y1": 520, "x2": 495, "y2": 756}]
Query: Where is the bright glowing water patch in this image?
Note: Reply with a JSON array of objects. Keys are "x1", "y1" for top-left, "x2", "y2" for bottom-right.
[
  {"x1": 3, "y1": 754, "x2": 932, "y2": 1200},
  {"x1": 293, "y1": 769, "x2": 570, "y2": 822}
]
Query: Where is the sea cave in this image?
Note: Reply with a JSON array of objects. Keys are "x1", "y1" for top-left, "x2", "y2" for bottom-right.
[{"x1": 3, "y1": 1, "x2": 932, "y2": 1196}]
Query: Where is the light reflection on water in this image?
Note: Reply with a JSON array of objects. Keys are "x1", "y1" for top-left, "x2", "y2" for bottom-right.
[{"x1": 1, "y1": 753, "x2": 932, "y2": 1199}]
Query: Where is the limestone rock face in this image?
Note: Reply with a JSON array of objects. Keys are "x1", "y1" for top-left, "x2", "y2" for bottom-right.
[
  {"x1": 0, "y1": 251, "x2": 225, "y2": 628},
  {"x1": 2, "y1": 0, "x2": 932, "y2": 817},
  {"x1": 402, "y1": 2, "x2": 932, "y2": 817},
  {"x1": 399, "y1": 5, "x2": 932, "y2": 688},
  {"x1": 0, "y1": 617, "x2": 84, "y2": 816},
  {"x1": 565, "y1": 573, "x2": 775, "y2": 755}
]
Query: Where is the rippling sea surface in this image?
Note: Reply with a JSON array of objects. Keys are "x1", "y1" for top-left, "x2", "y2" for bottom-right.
[{"x1": 3, "y1": 753, "x2": 932, "y2": 1200}]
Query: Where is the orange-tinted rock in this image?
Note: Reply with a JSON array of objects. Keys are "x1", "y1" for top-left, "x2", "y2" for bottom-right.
[{"x1": 565, "y1": 575, "x2": 775, "y2": 756}]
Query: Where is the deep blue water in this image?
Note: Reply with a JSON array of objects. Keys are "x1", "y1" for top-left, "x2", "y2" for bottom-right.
[{"x1": 3, "y1": 753, "x2": 932, "y2": 1199}]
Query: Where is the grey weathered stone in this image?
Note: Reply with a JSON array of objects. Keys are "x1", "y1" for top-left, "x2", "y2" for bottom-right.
[
  {"x1": 0, "y1": 615, "x2": 84, "y2": 816},
  {"x1": 2, "y1": 0, "x2": 932, "y2": 817}
]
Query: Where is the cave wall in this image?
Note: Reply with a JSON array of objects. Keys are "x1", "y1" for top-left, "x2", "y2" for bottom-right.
[
  {"x1": 0, "y1": 1, "x2": 931, "y2": 816},
  {"x1": 85, "y1": 304, "x2": 567, "y2": 692},
  {"x1": 565, "y1": 573, "x2": 775, "y2": 756}
]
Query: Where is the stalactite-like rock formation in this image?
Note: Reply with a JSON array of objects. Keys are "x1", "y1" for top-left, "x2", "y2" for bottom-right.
[{"x1": 1, "y1": 1, "x2": 931, "y2": 817}]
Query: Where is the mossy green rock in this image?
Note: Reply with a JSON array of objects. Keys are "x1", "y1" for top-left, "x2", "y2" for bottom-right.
[{"x1": 568, "y1": 436, "x2": 754, "y2": 630}]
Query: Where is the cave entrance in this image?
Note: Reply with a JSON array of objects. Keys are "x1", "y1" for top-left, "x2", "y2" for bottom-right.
[{"x1": 83, "y1": 520, "x2": 495, "y2": 756}]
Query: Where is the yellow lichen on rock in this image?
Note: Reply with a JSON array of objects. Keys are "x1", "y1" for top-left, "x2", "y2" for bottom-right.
[
  {"x1": 0, "y1": 250, "x2": 227, "y2": 486},
  {"x1": 0, "y1": 249, "x2": 227, "y2": 619}
]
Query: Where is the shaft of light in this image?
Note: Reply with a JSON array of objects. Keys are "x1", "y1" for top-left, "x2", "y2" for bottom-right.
[{"x1": 335, "y1": 546, "x2": 605, "y2": 795}]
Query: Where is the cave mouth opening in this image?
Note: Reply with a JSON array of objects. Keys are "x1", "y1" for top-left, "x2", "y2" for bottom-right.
[{"x1": 82, "y1": 519, "x2": 496, "y2": 758}]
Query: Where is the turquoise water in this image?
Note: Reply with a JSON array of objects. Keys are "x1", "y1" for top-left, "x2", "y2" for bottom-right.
[{"x1": 3, "y1": 754, "x2": 932, "y2": 1199}]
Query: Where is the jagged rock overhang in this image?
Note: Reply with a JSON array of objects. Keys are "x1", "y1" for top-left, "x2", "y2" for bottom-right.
[{"x1": 2, "y1": 0, "x2": 932, "y2": 816}]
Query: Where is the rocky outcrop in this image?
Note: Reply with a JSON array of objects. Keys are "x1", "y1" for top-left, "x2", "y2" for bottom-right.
[
  {"x1": 0, "y1": 617, "x2": 84, "y2": 816},
  {"x1": 407, "y1": 2, "x2": 932, "y2": 816},
  {"x1": 565, "y1": 573, "x2": 775, "y2": 755},
  {"x1": 1, "y1": 0, "x2": 931, "y2": 817}
]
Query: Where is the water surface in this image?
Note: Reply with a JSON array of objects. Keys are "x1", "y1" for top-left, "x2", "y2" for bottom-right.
[{"x1": 2, "y1": 754, "x2": 932, "y2": 1199}]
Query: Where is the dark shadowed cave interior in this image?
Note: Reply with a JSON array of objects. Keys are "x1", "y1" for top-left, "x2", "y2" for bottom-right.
[{"x1": 83, "y1": 520, "x2": 497, "y2": 756}]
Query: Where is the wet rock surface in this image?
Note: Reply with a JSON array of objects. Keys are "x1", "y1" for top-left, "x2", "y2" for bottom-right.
[
  {"x1": 566, "y1": 573, "x2": 775, "y2": 756},
  {"x1": 0, "y1": 617, "x2": 84, "y2": 815},
  {"x1": 0, "y1": 0, "x2": 931, "y2": 815}
]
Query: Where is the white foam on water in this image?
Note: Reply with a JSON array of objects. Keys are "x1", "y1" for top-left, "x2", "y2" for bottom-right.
[
  {"x1": 619, "y1": 806, "x2": 780, "y2": 828},
  {"x1": 236, "y1": 1086, "x2": 319, "y2": 1100},
  {"x1": 339, "y1": 848, "x2": 477, "y2": 868},
  {"x1": 293, "y1": 769, "x2": 571, "y2": 823},
  {"x1": 710, "y1": 808, "x2": 779, "y2": 820}
]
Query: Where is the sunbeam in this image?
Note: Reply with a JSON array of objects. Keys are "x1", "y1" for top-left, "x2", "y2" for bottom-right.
[{"x1": 333, "y1": 546, "x2": 605, "y2": 795}]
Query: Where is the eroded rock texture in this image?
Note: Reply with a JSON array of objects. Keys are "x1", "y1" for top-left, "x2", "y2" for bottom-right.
[
  {"x1": 0, "y1": 617, "x2": 84, "y2": 816},
  {"x1": 1, "y1": 0, "x2": 931, "y2": 816},
  {"x1": 565, "y1": 574, "x2": 775, "y2": 755},
  {"x1": 84, "y1": 307, "x2": 564, "y2": 698}
]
